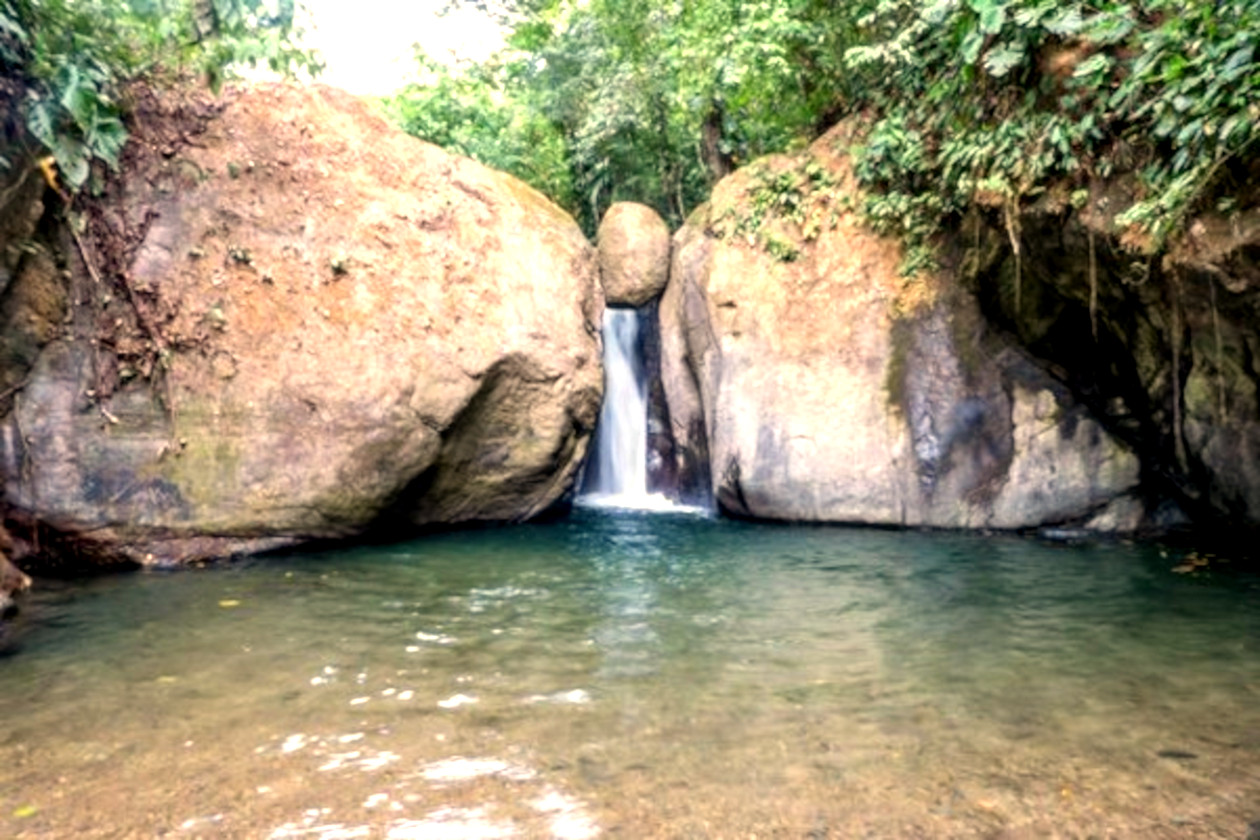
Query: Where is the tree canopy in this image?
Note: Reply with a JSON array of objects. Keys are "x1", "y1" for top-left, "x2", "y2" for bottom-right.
[
  {"x1": 390, "y1": 0, "x2": 1258, "y2": 261},
  {"x1": 387, "y1": 0, "x2": 865, "y2": 234}
]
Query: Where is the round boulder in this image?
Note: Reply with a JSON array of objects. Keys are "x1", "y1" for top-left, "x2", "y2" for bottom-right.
[
  {"x1": 0, "y1": 83, "x2": 604, "y2": 566},
  {"x1": 597, "y1": 202, "x2": 671, "y2": 306}
]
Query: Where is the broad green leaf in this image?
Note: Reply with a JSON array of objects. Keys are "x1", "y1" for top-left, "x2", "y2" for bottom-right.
[
  {"x1": 61, "y1": 68, "x2": 100, "y2": 134},
  {"x1": 1219, "y1": 114, "x2": 1243, "y2": 141},
  {"x1": 977, "y1": 3, "x2": 1006, "y2": 35},
  {"x1": 90, "y1": 115, "x2": 128, "y2": 169},
  {"x1": 49, "y1": 132, "x2": 89, "y2": 189},
  {"x1": 1222, "y1": 45, "x2": 1254, "y2": 76},
  {"x1": 26, "y1": 97, "x2": 55, "y2": 148},
  {"x1": 0, "y1": 8, "x2": 27, "y2": 44},
  {"x1": 1072, "y1": 53, "x2": 1111, "y2": 78},
  {"x1": 983, "y1": 45, "x2": 1024, "y2": 77},
  {"x1": 1044, "y1": 7, "x2": 1083, "y2": 36},
  {"x1": 1083, "y1": 12, "x2": 1134, "y2": 45},
  {"x1": 960, "y1": 29, "x2": 983, "y2": 64},
  {"x1": 923, "y1": 0, "x2": 958, "y2": 26}
]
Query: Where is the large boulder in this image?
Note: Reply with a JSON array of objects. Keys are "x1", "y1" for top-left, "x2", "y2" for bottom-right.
[
  {"x1": 659, "y1": 127, "x2": 1140, "y2": 529},
  {"x1": 597, "y1": 202, "x2": 671, "y2": 306},
  {"x1": 0, "y1": 83, "x2": 603, "y2": 565}
]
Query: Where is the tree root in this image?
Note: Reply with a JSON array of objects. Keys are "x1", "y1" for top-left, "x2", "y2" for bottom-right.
[
  {"x1": 1004, "y1": 198, "x2": 1023, "y2": 315},
  {"x1": 1209, "y1": 275, "x2": 1226, "y2": 424},
  {"x1": 1088, "y1": 224, "x2": 1098, "y2": 341},
  {"x1": 1171, "y1": 269, "x2": 1187, "y2": 471}
]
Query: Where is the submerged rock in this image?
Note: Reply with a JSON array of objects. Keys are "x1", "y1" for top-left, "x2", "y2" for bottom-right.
[
  {"x1": 596, "y1": 202, "x2": 671, "y2": 307},
  {"x1": 0, "y1": 83, "x2": 603, "y2": 566},
  {"x1": 0, "y1": 526, "x2": 29, "y2": 616},
  {"x1": 0, "y1": 555, "x2": 29, "y2": 616},
  {"x1": 659, "y1": 126, "x2": 1139, "y2": 529}
]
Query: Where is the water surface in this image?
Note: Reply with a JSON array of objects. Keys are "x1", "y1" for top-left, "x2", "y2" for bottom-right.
[{"x1": 1, "y1": 510, "x2": 1257, "y2": 838}]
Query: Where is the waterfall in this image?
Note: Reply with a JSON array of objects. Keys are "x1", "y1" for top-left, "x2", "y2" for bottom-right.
[
  {"x1": 581, "y1": 307, "x2": 704, "y2": 513},
  {"x1": 587, "y1": 308, "x2": 650, "y2": 502}
]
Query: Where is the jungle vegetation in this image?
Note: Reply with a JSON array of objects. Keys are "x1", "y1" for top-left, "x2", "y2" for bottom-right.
[
  {"x1": 1, "y1": 0, "x2": 1255, "y2": 263},
  {"x1": 388, "y1": 0, "x2": 1258, "y2": 258}
]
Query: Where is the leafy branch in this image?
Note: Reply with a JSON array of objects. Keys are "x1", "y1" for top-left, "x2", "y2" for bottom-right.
[
  {"x1": 846, "y1": 0, "x2": 1260, "y2": 272},
  {"x1": 1, "y1": 0, "x2": 321, "y2": 193}
]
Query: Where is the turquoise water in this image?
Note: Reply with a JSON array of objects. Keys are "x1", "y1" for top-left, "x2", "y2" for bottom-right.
[{"x1": 0, "y1": 509, "x2": 1257, "y2": 838}]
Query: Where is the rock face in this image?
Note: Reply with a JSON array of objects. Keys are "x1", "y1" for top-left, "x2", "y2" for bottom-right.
[
  {"x1": 596, "y1": 202, "x2": 671, "y2": 307},
  {"x1": 0, "y1": 83, "x2": 603, "y2": 565},
  {"x1": 967, "y1": 187, "x2": 1260, "y2": 531},
  {"x1": 659, "y1": 128, "x2": 1139, "y2": 529}
]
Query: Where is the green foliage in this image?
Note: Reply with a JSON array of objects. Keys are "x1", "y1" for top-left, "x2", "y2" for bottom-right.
[
  {"x1": 0, "y1": 0, "x2": 319, "y2": 190},
  {"x1": 411, "y1": 0, "x2": 871, "y2": 234},
  {"x1": 711, "y1": 157, "x2": 840, "y2": 261},
  {"x1": 382, "y1": 53, "x2": 575, "y2": 212},
  {"x1": 846, "y1": 0, "x2": 1260, "y2": 271}
]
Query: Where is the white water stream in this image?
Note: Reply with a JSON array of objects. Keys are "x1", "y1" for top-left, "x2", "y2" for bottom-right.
[{"x1": 581, "y1": 309, "x2": 683, "y2": 511}]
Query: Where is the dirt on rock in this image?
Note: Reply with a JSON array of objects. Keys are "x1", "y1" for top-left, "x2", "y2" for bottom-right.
[{"x1": 0, "y1": 81, "x2": 604, "y2": 568}]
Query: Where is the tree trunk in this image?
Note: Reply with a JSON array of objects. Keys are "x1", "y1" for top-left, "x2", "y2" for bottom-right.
[{"x1": 701, "y1": 102, "x2": 733, "y2": 183}]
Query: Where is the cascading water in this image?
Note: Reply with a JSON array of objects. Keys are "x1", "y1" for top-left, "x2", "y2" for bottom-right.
[
  {"x1": 581, "y1": 307, "x2": 705, "y2": 512},
  {"x1": 584, "y1": 308, "x2": 652, "y2": 506}
]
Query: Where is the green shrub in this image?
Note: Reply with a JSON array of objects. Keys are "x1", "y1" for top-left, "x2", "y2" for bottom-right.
[{"x1": 847, "y1": 0, "x2": 1260, "y2": 270}]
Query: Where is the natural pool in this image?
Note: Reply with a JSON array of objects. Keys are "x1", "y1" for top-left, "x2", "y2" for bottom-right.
[{"x1": 0, "y1": 508, "x2": 1257, "y2": 839}]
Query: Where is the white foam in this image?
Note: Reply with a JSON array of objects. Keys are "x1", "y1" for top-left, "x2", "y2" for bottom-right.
[
  {"x1": 576, "y1": 493, "x2": 708, "y2": 515},
  {"x1": 416, "y1": 631, "x2": 457, "y2": 645},
  {"x1": 179, "y1": 814, "x2": 224, "y2": 831},
  {"x1": 318, "y1": 749, "x2": 400, "y2": 773},
  {"x1": 531, "y1": 788, "x2": 600, "y2": 839},
  {"x1": 385, "y1": 807, "x2": 517, "y2": 840},
  {"x1": 523, "y1": 689, "x2": 591, "y2": 706},
  {"x1": 281, "y1": 734, "x2": 308, "y2": 754}
]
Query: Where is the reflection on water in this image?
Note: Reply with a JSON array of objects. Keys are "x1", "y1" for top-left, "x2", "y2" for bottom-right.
[{"x1": 0, "y1": 510, "x2": 1258, "y2": 838}]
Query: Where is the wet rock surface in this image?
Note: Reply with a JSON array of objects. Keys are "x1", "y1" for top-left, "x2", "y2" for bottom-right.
[
  {"x1": 659, "y1": 126, "x2": 1139, "y2": 529},
  {"x1": 0, "y1": 83, "x2": 603, "y2": 566}
]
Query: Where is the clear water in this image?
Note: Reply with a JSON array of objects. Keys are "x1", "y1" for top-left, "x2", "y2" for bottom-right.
[{"x1": 1, "y1": 510, "x2": 1258, "y2": 838}]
